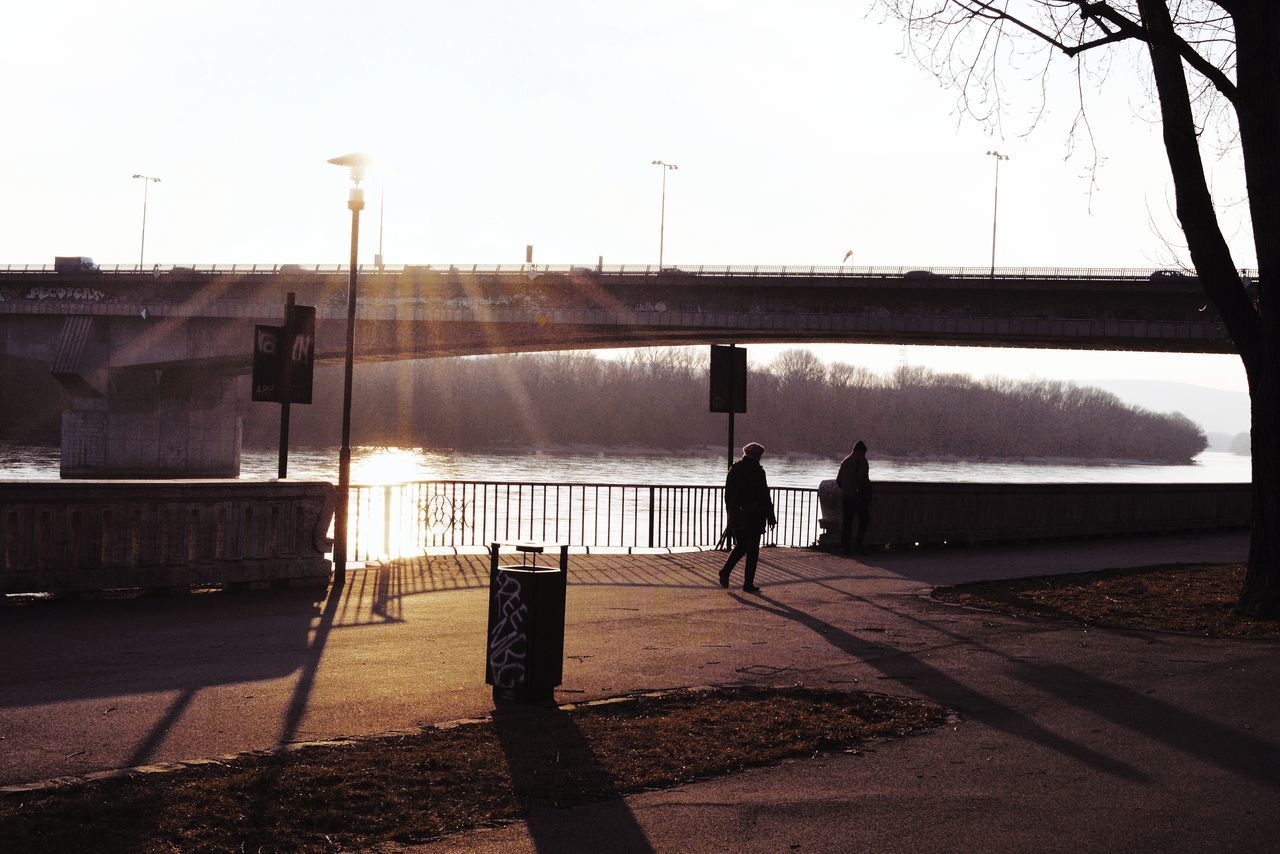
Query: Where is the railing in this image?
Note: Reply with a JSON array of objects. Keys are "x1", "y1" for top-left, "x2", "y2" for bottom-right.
[
  {"x1": 343, "y1": 481, "x2": 821, "y2": 562},
  {"x1": 1, "y1": 262, "x2": 1250, "y2": 281}
]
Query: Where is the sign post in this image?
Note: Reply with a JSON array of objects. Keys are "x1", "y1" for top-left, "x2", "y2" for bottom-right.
[
  {"x1": 709, "y1": 343, "x2": 747, "y2": 468},
  {"x1": 251, "y1": 293, "x2": 316, "y2": 478},
  {"x1": 710, "y1": 344, "x2": 747, "y2": 550}
]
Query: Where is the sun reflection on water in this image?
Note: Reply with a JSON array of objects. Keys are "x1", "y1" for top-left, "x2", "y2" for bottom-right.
[{"x1": 350, "y1": 447, "x2": 435, "y2": 485}]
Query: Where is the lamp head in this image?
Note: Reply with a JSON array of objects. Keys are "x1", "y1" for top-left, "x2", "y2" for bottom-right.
[{"x1": 327, "y1": 152, "x2": 376, "y2": 185}]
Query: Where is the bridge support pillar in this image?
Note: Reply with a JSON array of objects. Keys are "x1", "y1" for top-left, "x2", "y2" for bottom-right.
[{"x1": 59, "y1": 368, "x2": 242, "y2": 479}]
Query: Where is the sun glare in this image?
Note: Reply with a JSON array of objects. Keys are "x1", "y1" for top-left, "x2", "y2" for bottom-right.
[{"x1": 351, "y1": 447, "x2": 430, "y2": 485}]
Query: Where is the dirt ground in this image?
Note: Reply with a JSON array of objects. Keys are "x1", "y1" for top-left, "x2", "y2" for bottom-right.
[{"x1": 933, "y1": 562, "x2": 1280, "y2": 638}]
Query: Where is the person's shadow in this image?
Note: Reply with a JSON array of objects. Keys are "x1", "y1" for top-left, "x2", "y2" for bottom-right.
[{"x1": 491, "y1": 700, "x2": 654, "y2": 853}]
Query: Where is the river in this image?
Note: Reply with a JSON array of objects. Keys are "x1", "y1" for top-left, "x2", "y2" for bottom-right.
[{"x1": 0, "y1": 443, "x2": 1252, "y2": 487}]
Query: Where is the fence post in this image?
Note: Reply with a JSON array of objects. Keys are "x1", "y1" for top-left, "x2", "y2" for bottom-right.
[
  {"x1": 383, "y1": 485, "x2": 393, "y2": 559},
  {"x1": 648, "y1": 486, "x2": 655, "y2": 548}
]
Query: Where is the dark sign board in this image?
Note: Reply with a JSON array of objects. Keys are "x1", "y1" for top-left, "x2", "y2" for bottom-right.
[
  {"x1": 709, "y1": 344, "x2": 747, "y2": 413},
  {"x1": 284, "y1": 304, "x2": 316, "y2": 404},
  {"x1": 251, "y1": 304, "x2": 316, "y2": 404},
  {"x1": 252, "y1": 324, "x2": 283, "y2": 402}
]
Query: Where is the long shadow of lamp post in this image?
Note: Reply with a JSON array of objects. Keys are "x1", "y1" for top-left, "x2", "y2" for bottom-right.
[{"x1": 327, "y1": 152, "x2": 375, "y2": 585}]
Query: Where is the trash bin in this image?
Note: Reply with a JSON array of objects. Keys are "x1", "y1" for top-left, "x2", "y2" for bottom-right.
[{"x1": 485, "y1": 541, "x2": 568, "y2": 704}]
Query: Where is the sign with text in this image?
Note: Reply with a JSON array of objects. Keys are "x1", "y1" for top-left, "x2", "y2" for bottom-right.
[
  {"x1": 252, "y1": 324, "x2": 283, "y2": 402},
  {"x1": 709, "y1": 344, "x2": 747, "y2": 413},
  {"x1": 251, "y1": 304, "x2": 316, "y2": 404}
]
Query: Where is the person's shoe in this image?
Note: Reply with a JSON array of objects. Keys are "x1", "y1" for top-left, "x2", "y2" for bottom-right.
[
  {"x1": 743, "y1": 584, "x2": 762, "y2": 594},
  {"x1": 718, "y1": 569, "x2": 730, "y2": 588}
]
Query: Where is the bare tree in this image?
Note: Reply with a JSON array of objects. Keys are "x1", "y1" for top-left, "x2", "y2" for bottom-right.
[{"x1": 878, "y1": 0, "x2": 1279, "y2": 617}]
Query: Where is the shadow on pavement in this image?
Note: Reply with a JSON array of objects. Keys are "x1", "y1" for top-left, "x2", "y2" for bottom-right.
[
  {"x1": 1008, "y1": 660, "x2": 1280, "y2": 789},
  {"x1": 732, "y1": 591, "x2": 1150, "y2": 782},
  {"x1": 491, "y1": 701, "x2": 654, "y2": 854},
  {"x1": 796, "y1": 572, "x2": 1280, "y2": 790},
  {"x1": 0, "y1": 588, "x2": 324, "y2": 710}
]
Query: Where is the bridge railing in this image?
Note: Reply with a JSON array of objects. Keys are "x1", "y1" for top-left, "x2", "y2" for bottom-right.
[
  {"x1": 343, "y1": 480, "x2": 821, "y2": 561},
  {"x1": 2, "y1": 262, "x2": 1250, "y2": 281}
]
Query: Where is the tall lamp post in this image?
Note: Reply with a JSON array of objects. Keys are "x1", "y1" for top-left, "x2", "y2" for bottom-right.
[
  {"x1": 985, "y1": 150, "x2": 1009, "y2": 278},
  {"x1": 651, "y1": 160, "x2": 678, "y2": 268},
  {"x1": 326, "y1": 152, "x2": 374, "y2": 585},
  {"x1": 131, "y1": 174, "x2": 161, "y2": 271}
]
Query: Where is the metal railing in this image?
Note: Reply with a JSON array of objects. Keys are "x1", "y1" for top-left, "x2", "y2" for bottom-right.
[
  {"x1": 341, "y1": 480, "x2": 821, "y2": 562},
  {"x1": 1, "y1": 262, "x2": 1247, "y2": 281}
]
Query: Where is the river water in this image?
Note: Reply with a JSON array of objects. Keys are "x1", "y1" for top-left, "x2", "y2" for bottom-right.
[{"x1": 0, "y1": 443, "x2": 1252, "y2": 487}]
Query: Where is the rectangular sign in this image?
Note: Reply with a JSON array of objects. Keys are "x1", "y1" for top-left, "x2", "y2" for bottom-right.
[
  {"x1": 709, "y1": 344, "x2": 747, "y2": 413},
  {"x1": 251, "y1": 303, "x2": 316, "y2": 404},
  {"x1": 251, "y1": 324, "x2": 283, "y2": 402},
  {"x1": 284, "y1": 304, "x2": 316, "y2": 405}
]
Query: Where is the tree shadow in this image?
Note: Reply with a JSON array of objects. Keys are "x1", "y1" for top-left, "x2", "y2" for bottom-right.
[
  {"x1": 731, "y1": 591, "x2": 1149, "y2": 782},
  {"x1": 1007, "y1": 660, "x2": 1280, "y2": 789},
  {"x1": 787, "y1": 572, "x2": 1280, "y2": 789},
  {"x1": 491, "y1": 701, "x2": 654, "y2": 853}
]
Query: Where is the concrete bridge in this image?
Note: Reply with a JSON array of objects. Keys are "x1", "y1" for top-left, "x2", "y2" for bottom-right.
[{"x1": 0, "y1": 262, "x2": 1241, "y2": 478}]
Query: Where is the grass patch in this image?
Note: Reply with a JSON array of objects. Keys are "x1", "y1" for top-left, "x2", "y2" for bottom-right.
[
  {"x1": 934, "y1": 563, "x2": 1280, "y2": 638},
  {"x1": 0, "y1": 686, "x2": 944, "y2": 853}
]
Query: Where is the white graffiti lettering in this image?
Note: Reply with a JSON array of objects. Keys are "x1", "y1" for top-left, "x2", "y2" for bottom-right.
[
  {"x1": 488, "y1": 572, "x2": 528, "y2": 689},
  {"x1": 26, "y1": 287, "x2": 105, "y2": 302}
]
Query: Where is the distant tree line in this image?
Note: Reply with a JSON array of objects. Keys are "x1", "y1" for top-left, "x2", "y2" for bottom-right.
[{"x1": 242, "y1": 348, "x2": 1207, "y2": 463}]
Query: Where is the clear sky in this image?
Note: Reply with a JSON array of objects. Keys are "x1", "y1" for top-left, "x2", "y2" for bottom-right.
[{"x1": 3, "y1": 1, "x2": 1254, "y2": 396}]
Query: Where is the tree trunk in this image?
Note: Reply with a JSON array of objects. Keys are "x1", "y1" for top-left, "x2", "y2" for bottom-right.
[
  {"x1": 1241, "y1": 347, "x2": 1280, "y2": 616},
  {"x1": 1228, "y1": 5, "x2": 1280, "y2": 617},
  {"x1": 1137, "y1": 0, "x2": 1280, "y2": 617}
]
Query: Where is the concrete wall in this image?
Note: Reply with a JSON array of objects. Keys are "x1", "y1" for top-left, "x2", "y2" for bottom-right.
[
  {"x1": 816, "y1": 480, "x2": 1250, "y2": 548},
  {"x1": 0, "y1": 480, "x2": 334, "y2": 594},
  {"x1": 61, "y1": 406, "x2": 242, "y2": 478}
]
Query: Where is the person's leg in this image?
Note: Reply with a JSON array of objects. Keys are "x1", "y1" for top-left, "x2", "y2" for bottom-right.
[
  {"x1": 742, "y1": 535, "x2": 762, "y2": 590},
  {"x1": 720, "y1": 540, "x2": 745, "y2": 586},
  {"x1": 840, "y1": 498, "x2": 855, "y2": 554},
  {"x1": 854, "y1": 499, "x2": 870, "y2": 551}
]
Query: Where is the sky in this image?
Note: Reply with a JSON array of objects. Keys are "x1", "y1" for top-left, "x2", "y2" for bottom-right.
[{"x1": 2, "y1": 0, "x2": 1254, "y2": 400}]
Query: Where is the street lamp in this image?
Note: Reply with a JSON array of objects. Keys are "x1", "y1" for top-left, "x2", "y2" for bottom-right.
[
  {"x1": 326, "y1": 151, "x2": 374, "y2": 585},
  {"x1": 651, "y1": 160, "x2": 678, "y2": 268},
  {"x1": 131, "y1": 174, "x2": 161, "y2": 271},
  {"x1": 985, "y1": 150, "x2": 1009, "y2": 278}
]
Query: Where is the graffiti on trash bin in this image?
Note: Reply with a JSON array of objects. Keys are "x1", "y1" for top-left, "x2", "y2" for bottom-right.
[{"x1": 488, "y1": 572, "x2": 529, "y2": 688}]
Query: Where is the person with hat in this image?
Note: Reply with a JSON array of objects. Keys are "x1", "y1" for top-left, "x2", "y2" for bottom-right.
[
  {"x1": 718, "y1": 442, "x2": 777, "y2": 594},
  {"x1": 837, "y1": 440, "x2": 872, "y2": 555}
]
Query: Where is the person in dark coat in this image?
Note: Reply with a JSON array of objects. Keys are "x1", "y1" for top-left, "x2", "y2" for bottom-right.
[
  {"x1": 837, "y1": 440, "x2": 872, "y2": 554},
  {"x1": 718, "y1": 442, "x2": 777, "y2": 593}
]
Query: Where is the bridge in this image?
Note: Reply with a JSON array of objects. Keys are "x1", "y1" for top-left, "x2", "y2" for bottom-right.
[{"x1": 0, "y1": 263, "x2": 1241, "y2": 478}]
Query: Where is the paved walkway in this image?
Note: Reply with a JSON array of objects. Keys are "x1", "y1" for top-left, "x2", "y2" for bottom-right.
[{"x1": 2, "y1": 532, "x2": 1277, "y2": 852}]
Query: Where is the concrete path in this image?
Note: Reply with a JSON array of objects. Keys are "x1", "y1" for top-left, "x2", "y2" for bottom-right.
[{"x1": 3, "y1": 532, "x2": 1276, "y2": 852}]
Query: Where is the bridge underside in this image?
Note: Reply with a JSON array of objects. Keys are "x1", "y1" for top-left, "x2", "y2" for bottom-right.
[{"x1": 0, "y1": 267, "x2": 1242, "y2": 477}]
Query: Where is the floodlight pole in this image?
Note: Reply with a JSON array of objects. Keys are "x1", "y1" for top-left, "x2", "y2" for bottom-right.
[
  {"x1": 985, "y1": 151, "x2": 1009, "y2": 279},
  {"x1": 651, "y1": 160, "x2": 678, "y2": 268},
  {"x1": 131, "y1": 174, "x2": 161, "y2": 271}
]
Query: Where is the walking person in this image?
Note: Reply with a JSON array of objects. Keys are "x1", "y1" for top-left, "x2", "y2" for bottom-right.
[
  {"x1": 838, "y1": 440, "x2": 872, "y2": 555},
  {"x1": 718, "y1": 442, "x2": 777, "y2": 594}
]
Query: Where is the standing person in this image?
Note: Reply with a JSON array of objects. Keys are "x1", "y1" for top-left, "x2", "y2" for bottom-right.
[
  {"x1": 719, "y1": 442, "x2": 777, "y2": 594},
  {"x1": 837, "y1": 440, "x2": 872, "y2": 555}
]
